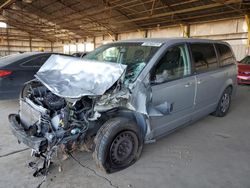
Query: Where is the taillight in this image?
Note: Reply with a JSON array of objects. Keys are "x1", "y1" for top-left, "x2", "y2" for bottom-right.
[{"x1": 0, "y1": 70, "x2": 12, "y2": 77}]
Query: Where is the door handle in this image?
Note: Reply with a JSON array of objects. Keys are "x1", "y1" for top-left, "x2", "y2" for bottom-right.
[{"x1": 184, "y1": 82, "x2": 192, "y2": 88}]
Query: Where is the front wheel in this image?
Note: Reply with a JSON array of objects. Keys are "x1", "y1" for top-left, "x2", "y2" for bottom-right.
[
  {"x1": 93, "y1": 117, "x2": 143, "y2": 173},
  {"x1": 213, "y1": 87, "x2": 232, "y2": 117}
]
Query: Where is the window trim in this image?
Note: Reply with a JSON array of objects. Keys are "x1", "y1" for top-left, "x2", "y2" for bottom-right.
[
  {"x1": 188, "y1": 42, "x2": 219, "y2": 75},
  {"x1": 149, "y1": 42, "x2": 193, "y2": 86}
]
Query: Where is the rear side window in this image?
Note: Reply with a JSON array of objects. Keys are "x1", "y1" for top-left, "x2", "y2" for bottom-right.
[
  {"x1": 22, "y1": 55, "x2": 50, "y2": 67},
  {"x1": 190, "y1": 43, "x2": 218, "y2": 73},
  {"x1": 215, "y1": 44, "x2": 235, "y2": 67}
]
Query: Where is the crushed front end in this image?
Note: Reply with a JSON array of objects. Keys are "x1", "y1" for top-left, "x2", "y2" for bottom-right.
[
  {"x1": 9, "y1": 80, "x2": 106, "y2": 175},
  {"x1": 8, "y1": 55, "x2": 130, "y2": 176},
  {"x1": 8, "y1": 43, "x2": 158, "y2": 175}
]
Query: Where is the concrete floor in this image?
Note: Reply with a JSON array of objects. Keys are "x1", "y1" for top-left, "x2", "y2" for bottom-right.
[{"x1": 0, "y1": 86, "x2": 249, "y2": 188}]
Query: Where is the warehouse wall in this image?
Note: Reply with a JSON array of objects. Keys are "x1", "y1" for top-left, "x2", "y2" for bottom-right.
[
  {"x1": 94, "y1": 18, "x2": 248, "y2": 61},
  {"x1": 0, "y1": 27, "x2": 63, "y2": 57},
  {"x1": 190, "y1": 19, "x2": 248, "y2": 60},
  {"x1": 3, "y1": 18, "x2": 247, "y2": 60}
]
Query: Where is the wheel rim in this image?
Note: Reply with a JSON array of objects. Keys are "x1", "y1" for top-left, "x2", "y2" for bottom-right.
[
  {"x1": 220, "y1": 93, "x2": 230, "y2": 113},
  {"x1": 110, "y1": 131, "x2": 138, "y2": 166}
]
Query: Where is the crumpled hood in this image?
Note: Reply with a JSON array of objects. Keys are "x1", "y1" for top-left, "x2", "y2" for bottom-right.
[{"x1": 35, "y1": 55, "x2": 127, "y2": 98}]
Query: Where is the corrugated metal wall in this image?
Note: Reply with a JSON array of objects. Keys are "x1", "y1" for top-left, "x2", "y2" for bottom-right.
[
  {"x1": 0, "y1": 18, "x2": 248, "y2": 60},
  {"x1": 0, "y1": 27, "x2": 63, "y2": 57},
  {"x1": 95, "y1": 18, "x2": 248, "y2": 61}
]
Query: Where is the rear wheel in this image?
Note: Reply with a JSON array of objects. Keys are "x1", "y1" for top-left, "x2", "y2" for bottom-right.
[
  {"x1": 93, "y1": 117, "x2": 143, "y2": 173},
  {"x1": 213, "y1": 87, "x2": 232, "y2": 117}
]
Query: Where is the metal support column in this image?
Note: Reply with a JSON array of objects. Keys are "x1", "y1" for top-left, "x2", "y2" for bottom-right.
[
  {"x1": 6, "y1": 28, "x2": 10, "y2": 54},
  {"x1": 84, "y1": 37, "x2": 87, "y2": 52},
  {"x1": 245, "y1": 15, "x2": 250, "y2": 55},
  {"x1": 29, "y1": 36, "x2": 32, "y2": 52},
  {"x1": 114, "y1": 33, "x2": 118, "y2": 41},
  {"x1": 145, "y1": 30, "x2": 148, "y2": 38},
  {"x1": 93, "y1": 36, "x2": 96, "y2": 49},
  {"x1": 51, "y1": 42, "x2": 53, "y2": 52},
  {"x1": 180, "y1": 24, "x2": 190, "y2": 38}
]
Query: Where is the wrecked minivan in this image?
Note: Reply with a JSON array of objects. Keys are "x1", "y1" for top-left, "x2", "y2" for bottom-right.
[{"x1": 9, "y1": 38, "x2": 237, "y2": 174}]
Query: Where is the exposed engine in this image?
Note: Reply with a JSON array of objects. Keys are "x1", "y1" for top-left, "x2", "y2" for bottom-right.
[
  {"x1": 9, "y1": 78, "x2": 130, "y2": 177},
  {"x1": 19, "y1": 82, "x2": 99, "y2": 155}
]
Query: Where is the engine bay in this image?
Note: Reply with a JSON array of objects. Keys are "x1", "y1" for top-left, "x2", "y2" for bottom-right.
[
  {"x1": 22, "y1": 82, "x2": 103, "y2": 148},
  {"x1": 13, "y1": 81, "x2": 109, "y2": 176},
  {"x1": 8, "y1": 71, "x2": 135, "y2": 177}
]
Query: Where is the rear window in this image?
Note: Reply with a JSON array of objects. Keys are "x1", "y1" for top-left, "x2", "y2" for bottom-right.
[
  {"x1": 190, "y1": 43, "x2": 218, "y2": 73},
  {"x1": 0, "y1": 53, "x2": 42, "y2": 67},
  {"x1": 240, "y1": 56, "x2": 250, "y2": 65},
  {"x1": 215, "y1": 44, "x2": 235, "y2": 67},
  {"x1": 22, "y1": 55, "x2": 51, "y2": 67}
]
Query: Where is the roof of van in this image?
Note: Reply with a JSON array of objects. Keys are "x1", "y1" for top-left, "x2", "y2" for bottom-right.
[{"x1": 117, "y1": 37, "x2": 228, "y2": 45}]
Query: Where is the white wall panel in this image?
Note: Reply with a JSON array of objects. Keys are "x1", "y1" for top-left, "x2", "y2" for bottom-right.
[
  {"x1": 148, "y1": 27, "x2": 182, "y2": 38},
  {"x1": 118, "y1": 31, "x2": 145, "y2": 40},
  {"x1": 190, "y1": 20, "x2": 238, "y2": 36},
  {"x1": 1, "y1": 18, "x2": 248, "y2": 60},
  {"x1": 226, "y1": 39, "x2": 247, "y2": 61}
]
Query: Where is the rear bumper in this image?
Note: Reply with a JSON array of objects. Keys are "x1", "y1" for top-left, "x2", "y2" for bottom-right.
[
  {"x1": 237, "y1": 75, "x2": 250, "y2": 84},
  {"x1": 0, "y1": 78, "x2": 21, "y2": 100},
  {"x1": 8, "y1": 114, "x2": 47, "y2": 152}
]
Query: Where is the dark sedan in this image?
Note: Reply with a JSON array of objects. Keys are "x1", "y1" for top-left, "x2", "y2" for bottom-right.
[{"x1": 0, "y1": 52, "x2": 69, "y2": 99}]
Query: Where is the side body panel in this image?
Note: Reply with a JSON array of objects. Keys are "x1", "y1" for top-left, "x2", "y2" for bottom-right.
[
  {"x1": 138, "y1": 41, "x2": 237, "y2": 141},
  {"x1": 145, "y1": 43, "x2": 196, "y2": 139},
  {"x1": 149, "y1": 76, "x2": 196, "y2": 138},
  {"x1": 192, "y1": 69, "x2": 225, "y2": 119}
]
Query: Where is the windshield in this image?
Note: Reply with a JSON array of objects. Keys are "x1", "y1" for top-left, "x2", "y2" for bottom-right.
[
  {"x1": 84, "y1": 42, "x2": 160, "y2": 83},
  {"x1": 240, "y1": 56, "x2": 250, "y2": 65}
]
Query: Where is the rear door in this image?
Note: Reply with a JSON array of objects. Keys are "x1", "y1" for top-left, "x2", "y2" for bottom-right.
[
  {"x1": 189, "y1": 43, "x2": 223, "y2": 118},
  {"x1": 149, "y1": 43, "x2": 196, "y2": 138}
]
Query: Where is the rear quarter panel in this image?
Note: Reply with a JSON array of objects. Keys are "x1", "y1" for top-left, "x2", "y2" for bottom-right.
[
  {"x1": 218, "y1": 64, "x2": 237, "y2": 101},
  {"x1": 0, "y1": 60, "x2": 40, "y2": 99}
]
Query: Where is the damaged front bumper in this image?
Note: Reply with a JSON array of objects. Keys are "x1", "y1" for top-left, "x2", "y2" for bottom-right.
[{"x1": 9, "y1": 114, "x2": 47, "y2": 152}]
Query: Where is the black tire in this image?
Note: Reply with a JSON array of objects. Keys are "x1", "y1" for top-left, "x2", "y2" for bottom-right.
[
  {"x1": 213, "y1": 87, "x2": 232, "y2": 117},
  {"x1": 93, "y1": 117, "x2": 143, "y2": 173}
]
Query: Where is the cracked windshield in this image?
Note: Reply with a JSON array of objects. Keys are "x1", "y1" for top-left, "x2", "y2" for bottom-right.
[{"x1": 84, "y1": 42, "x2": 160, "y2": 83}]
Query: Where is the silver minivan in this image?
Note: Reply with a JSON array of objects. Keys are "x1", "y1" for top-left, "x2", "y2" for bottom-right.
[{"x1": 9, "y1": 38, "x2": 237, "y2": 175}]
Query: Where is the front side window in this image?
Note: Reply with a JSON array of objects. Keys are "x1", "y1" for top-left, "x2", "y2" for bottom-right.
[
  {"x1": 84, "y1": 42, "x2": 160, "y2": 83},
  {"x1": 216, "y1": 44, "x2": 235, "y2": 66},
  {"x1": 150, "y1": 44, "x2": 191, "y2": 84},
  {"x1": 190, "y1": 43, "x2": 218, "y2": 73}
]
